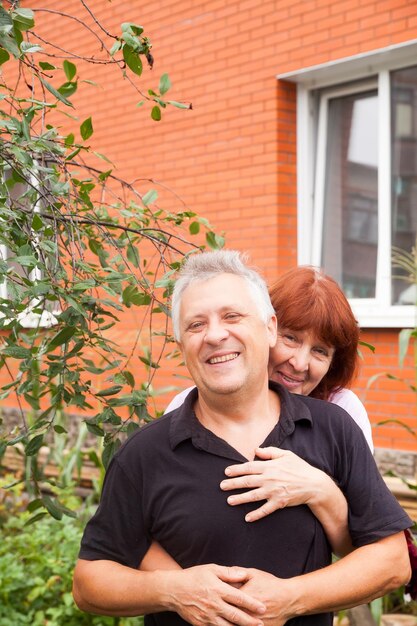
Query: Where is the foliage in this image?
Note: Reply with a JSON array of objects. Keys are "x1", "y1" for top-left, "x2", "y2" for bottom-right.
[
  {"x1": 0, "y1": 2, "x2": 225, "y2": 517},
  {"x1": 367, "y1": 241, "x2": 417, "y2": 436},
  {"x1": 0, "y1": 479, "x2": 143, "y2": 625},
  {"x1": 392, "y1": 241, "x2": 417, "y2": 372}
]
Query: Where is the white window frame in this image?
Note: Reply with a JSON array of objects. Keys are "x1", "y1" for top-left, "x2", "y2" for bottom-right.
[
  {"x1": 1, "y1": 163, "x2": 59, "y2": 328},
  {"x1": 278, "y1": 39, "x2": 417, "y2": 328}
]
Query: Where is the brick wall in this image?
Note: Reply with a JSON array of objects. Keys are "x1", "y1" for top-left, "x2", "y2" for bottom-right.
[{"x1": 9, "y1": 0, "x2": 417, "y2": 452}]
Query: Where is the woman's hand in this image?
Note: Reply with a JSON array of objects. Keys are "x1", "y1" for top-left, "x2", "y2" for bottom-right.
[
  {"x1": 220, "y1": 446, "x2": 353, "y2": 556},
  {"x1": 220, "y1": 446, "x2": 328, "y2": 522}
]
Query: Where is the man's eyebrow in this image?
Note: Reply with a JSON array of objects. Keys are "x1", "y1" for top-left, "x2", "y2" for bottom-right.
[{"x1": 182, "y1": 305, "x2": 247, "y2": 323}]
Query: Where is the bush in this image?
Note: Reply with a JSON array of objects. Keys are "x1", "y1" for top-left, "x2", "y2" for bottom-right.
[{"x1": 0, "y1": 503, "x2": 143, "y2": 626}]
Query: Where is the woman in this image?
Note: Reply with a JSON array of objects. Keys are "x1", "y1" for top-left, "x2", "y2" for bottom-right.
[{"x1": 140, "y1": 266, "x2": 372, "y2": 569}]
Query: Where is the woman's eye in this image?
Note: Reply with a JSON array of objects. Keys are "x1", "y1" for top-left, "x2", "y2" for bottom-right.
[
  {"x1": 283, "y1": 334, "x2": 297, "y2": 343},
  {"x1": 314, "y1": 347, "x2": 329, "y2": 357}
]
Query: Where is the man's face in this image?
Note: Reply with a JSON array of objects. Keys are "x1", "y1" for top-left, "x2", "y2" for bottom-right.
[{"x1": 177, "y1": 273, "x2": 277, "y2": 400}]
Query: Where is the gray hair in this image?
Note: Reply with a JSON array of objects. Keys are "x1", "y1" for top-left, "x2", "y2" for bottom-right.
[{"x1": 171, "y1": 249, "x2": 275, "y2": 341}]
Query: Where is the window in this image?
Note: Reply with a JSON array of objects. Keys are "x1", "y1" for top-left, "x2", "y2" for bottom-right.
[
  {"x1": 279, "y1": 40, "x2": 417, "y2": 327},
  {"x1": 1, "y1": 160, "x2": 59, "y2": 328}
]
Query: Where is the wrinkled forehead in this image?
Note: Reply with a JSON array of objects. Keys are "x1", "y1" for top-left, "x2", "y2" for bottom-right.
[{"x1": 179, "y1": 273, "x2": 261, "y2": 319}]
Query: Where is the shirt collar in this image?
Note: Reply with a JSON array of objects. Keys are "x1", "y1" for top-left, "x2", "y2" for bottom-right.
[{"x1": 169, "y1": 381, "x2": 312, "y2": 451}]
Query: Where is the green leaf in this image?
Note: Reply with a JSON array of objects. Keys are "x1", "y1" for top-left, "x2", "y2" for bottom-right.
[
  {"x1": 47, "y1": 326, "x2": 76, "y2": 351},
  {"x1": 65, "y1": 146, "x2": 82, "y2": 161},
  {"x1": 93, "y1": 151, "x2": 114, "y2": 165},
  {"x1": 399, "y1": 328, "x2": 413, "y2": 367},
  {"x1": 189, "y1": 221, "x2": 200, "y2": 235},
  {"x1": 72, "y1": 279, "x2": 96, "y2": 290},
  {"x1": 151, "y1": 105, "x2": 162, "y2": 121},
  {"x1": 58, "y1": 81, "x2": 77, "y2": 98},
  {"x1": 206, "y1": 231, "x2": 225, "y2": 249},
  {"x1": 53, "y1": 425, "x2": 67, "y2": 434},
  {"x1": 102, "y1": 439, "x2": 121, "y2": 470},
  {"x1": 123, "y1": 44, "x2": 142, "y2": 76},
  {"x1": 39, "y1": 77, "x2": 73, "y2": 107},
  {"x1": 159, "y1": 73, "x2": 171, "y2": 95},
  {"x1": 39, "y1": 61, "x2": 56, "y2": 70},
  {"x1": 0, "y1": 47, "x2": 9, "y2": 65},
  {"x1": 86, "y1": 422, "x2": 105, "y2": 437},
  {"x1": 0, "y1": 6, "x2": 13, "y2": 33},
  {"x1": 27, "y1": 498, "x2": 43, "y2": 513},
  {"x1": 42, "y1": 495, "x2": 63, "y2": 520},
  {"x1": 127, "y1": 421, "x2": 140, "y2": 436},
  {"x1": 126, "y1": 243, "x2": 140, "y2": 268},
  {"x1": 142, "y1": 189, "x2": 158, "y2": 206},
  {"x1": 167, "y1": 100, "x2": 190, "y2": 109},
  {"x1": 64, "y1": 132, "x2": 75, "y2": 146},
  {"x1": 122, "y1": 285, "x2": 151, "y2": 307},
  {"x1": 358, "y1": 340, "x2": 375, "y2": 354},
  {"x1": 95, "y1": 385, "x2": 123, "y2": 397},
  {"x1": 0, "y1": 32, "x2": 20, "y2": 58},
  {"x1": 109, "y1": 40, "x2": 122, "y2": 56},
  {"x1": 12, "y1": 8, "x2": 34, "y2": 31},
  {"x1": 121, "y1": 22, "x2": 144, "y2": 36},
  {"x1": 139, "y1": 355, "x2": 160, "y2": 369},
  {"x1": 0, "y1": 440, "x2": 7, "y2": 458},
  {"x1": 25, "y1": 434, "x2": 44, "y2": 456},
  {"x1": 24, "y1": 393, "x2": 40, "y2": 411},
  {"x1": 98, "y1": 169, "x2": 112, "y2": 182},
  {"x1": 1, "y1": 346, "x2": 31, "y2": 359},
  {"x1": 24, "y1": 511, "x2": 48, "y2": 525},
  {"x1": 31, "y1": 213, "x2": 43, "y2": 231},
  {"x1": 80, "y1": 116, "x2": 93, "y2": 141},
  {"x1": 123, "y1": 371, "x2": 135, "y2": 387},
  {"x1": 20, "y1": 42, "x2": 42, "y2": 55},
  {"x1": 63, "y1": 59, "x2": 76, "y2": 81}
]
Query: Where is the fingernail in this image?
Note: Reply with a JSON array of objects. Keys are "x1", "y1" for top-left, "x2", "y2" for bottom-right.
[
  {"x1": 225, "y1": 467, "x2": 231, "y2": 475},
  {"x1": 227, "y1": 496, "x2": 235, "y2": 504},
  {"x1": 220, "y1": 481, "x2": 226, "y2": 489}
]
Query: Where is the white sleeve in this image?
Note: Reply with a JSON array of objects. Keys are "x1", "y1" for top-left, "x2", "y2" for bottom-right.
[
  {"x1": 329, "y1": 388, "x2": 374, "y2": 453},
  {"x1": 164, "y1": 386, "x2": 195, "y2": 414}
]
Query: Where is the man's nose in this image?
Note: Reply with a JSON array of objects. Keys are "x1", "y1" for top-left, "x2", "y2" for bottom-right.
[
  {"x1": 204, "y1": 320, "x2": 229, "y2": 343},
  {"x1": 288, "y1": 347, "x2": 310, "y2": 371}
]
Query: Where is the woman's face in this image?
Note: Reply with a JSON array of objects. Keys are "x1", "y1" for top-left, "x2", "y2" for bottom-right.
[{"x1": 268, "y1": 328, "x2": 335, "y2": 396}]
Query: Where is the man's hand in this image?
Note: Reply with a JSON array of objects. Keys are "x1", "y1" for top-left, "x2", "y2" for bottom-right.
[
  {"x1": 165, "y1": 564, "x2": 266, "y2": 626},
  {"x1": 238, "y1": 569, "x2": 292, "y2": 626}
]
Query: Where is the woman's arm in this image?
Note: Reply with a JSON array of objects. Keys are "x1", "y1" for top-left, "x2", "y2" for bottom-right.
[
  {"x1": 138, "y1": 446, "x2": 353, "y2": 570},
  {"x1": 220, "y1": 446, "x2": 353, "y2": 557}
]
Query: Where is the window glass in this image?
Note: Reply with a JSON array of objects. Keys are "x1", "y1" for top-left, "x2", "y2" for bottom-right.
[
  {"x1": 391, "y1": 65, "x2": 417, "y2": 305},
  {"x1": 321, "y1": 91, "x2": 378, "y2": 298}
]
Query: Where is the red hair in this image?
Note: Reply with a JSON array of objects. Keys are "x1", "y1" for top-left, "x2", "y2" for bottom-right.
[{"x1": 269, "y1": 266, "x2": 360, "y2": 400}]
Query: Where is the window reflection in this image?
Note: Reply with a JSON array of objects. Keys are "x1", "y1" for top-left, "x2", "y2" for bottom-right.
[
  {"x1": 391, "y1": 66, "x2": 417, "y2": 305},
  {"x1": 322, "y1": 91, "x2": 378, "y2": 298}
]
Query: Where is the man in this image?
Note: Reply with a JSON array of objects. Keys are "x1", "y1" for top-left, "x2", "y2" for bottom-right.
[{"x1": 73, "y1": 250, "x2": 411, "y2": 626}]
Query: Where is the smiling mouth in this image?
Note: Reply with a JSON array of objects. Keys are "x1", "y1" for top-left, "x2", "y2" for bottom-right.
[
  {"x1": 276, "y1": 372, "x2": 304, "y2": 385},
  {"x1": 208, "y1": 352, "x2": 239, "y2": 364}
]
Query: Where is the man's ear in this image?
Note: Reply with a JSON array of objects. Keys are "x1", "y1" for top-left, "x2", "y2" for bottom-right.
[
  {"x1": 267, "y1": 315, "x2": 278, "y2": 348},
  {"x1": 176, "y1": 341, "x2": 186, "y2": 365}
]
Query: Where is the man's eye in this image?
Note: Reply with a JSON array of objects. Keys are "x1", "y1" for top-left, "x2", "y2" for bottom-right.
[
  {"x1": 188, "y1": 321, "x2": 204, "y2": 331},
  {"x1": 225, "y1": 313, "x2": 241, "y2": 321}
]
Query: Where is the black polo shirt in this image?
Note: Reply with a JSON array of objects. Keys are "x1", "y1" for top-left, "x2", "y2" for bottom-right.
[{"x1": 79, "y1": 382, "x2": 411, "y2": 625}]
